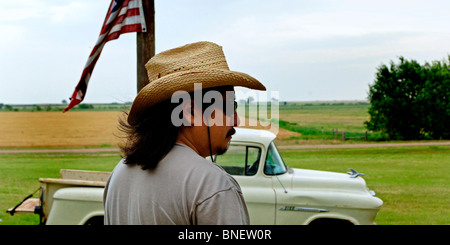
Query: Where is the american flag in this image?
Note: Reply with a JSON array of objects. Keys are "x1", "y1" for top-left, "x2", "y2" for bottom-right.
[{"x1": 64, "y1": 0, "x2": 146, "y2": 113}]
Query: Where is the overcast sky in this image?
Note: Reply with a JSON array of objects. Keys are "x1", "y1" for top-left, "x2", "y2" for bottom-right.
[{"x1": 1, "y1": 0, "x2": 449, "y2": 104}]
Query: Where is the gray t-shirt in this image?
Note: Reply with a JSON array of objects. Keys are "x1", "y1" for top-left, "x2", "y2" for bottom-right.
[{"x1": 103, "y1": 143, "x2": 250, "y2": 225}]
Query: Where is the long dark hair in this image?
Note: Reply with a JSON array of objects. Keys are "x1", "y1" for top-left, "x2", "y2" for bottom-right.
[
  {"x1": 118, "y1": 99, "x2": 181, "y2": 170},
  {"x1": 118, "y1": 86, "x2": 232, "y2": 170}
]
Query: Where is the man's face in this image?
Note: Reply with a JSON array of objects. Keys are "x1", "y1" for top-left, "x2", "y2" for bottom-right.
[
  {"x1": 177, "y1": 86, "x2": 240, "y2": 158},
  {"x1": 207, "y1": 88, "x2": 240, "y2": 156}
]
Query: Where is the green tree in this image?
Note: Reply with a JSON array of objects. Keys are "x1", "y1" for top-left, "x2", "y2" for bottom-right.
[
  {"x1": 78, "y1": 103, "x2": 94, "y2": 109},
  {"x1": 422, "y1": 58, "x2": 450, "y2": 139},
  {"x1": 365, "y1": 56, "x2": 450, "y2": 140}
]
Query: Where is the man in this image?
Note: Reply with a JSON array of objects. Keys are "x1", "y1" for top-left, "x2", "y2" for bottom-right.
[{"x1": 103, "y1": 41, "x2": 266, "y2": 225}]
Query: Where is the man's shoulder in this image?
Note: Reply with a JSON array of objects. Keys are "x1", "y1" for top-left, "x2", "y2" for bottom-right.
[
  {"x1": 167, "y1": 144, "x2": 233, "y2": 182},
  {"x1": 162, "y1": 144, "x2": 243, "y2": 204},
  {"x1": 166, "y1": 144, "x2": 209, "y2": 165},
  {"x1": 161, "y1": 144, "x2": 212, "y2": 171},
  {"x1": 176, "y1": 145, "x2": 225, "y2": 173}
]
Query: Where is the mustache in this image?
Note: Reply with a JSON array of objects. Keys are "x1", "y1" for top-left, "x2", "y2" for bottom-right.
[{"x1": 226, "y1": 128, "x2": 236, "y2": 138}]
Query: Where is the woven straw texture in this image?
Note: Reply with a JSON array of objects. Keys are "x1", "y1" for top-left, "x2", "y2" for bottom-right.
[{"x1": 128, "y1": 41, "x2": 266, "y2": 125}]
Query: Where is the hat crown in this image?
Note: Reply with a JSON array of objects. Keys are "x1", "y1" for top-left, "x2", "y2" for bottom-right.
[{"x1": 145, "y1": 41, "x2": 230, "y2": 83}]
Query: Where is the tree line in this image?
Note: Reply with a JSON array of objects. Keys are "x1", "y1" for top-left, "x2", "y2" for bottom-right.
[{"x1": 365, "y1": 56, "x2": 449, "y2": 140}]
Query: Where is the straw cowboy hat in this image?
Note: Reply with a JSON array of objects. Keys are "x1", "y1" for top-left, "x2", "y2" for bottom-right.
[{"x1": 128, "y1": 41, "x2": 266, "y2": 125}]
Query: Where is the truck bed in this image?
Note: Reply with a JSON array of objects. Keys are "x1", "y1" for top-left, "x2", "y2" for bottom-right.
[{"x1": 40, "y1": 169, "x2": 111, "y2": 220}]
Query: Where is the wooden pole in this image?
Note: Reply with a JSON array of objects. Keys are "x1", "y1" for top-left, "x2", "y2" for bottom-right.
[{"x1": 136, "y1": 0, "x2": 155, "y2": 93}]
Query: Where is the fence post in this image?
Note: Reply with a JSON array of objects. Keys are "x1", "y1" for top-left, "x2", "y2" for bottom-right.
[
  {"x1": 365, "y1": 131, "x2": 368, "y2": 141},
  {"x1": 342, "y1": 131, "x2": 346, "y2": 141}
]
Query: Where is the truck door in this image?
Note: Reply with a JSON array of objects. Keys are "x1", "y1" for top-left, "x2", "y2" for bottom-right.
[
  {"x1": 214, "y1": 143, "x2": 276, "y2": 225},
  {"x1": 264, "y1": 142, "x2": 292, "y2": 225}
]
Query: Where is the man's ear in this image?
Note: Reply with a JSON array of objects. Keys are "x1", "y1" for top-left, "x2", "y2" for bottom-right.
[
  {"x1": 171, "y1": 91, "x2": 193, "y2": 127},
  {"x1": 181, "y1": 100, "x2": 195, "y2": 126},
  {"x1": 181, "y1": 100, "x2": 204, "y2": 126}
]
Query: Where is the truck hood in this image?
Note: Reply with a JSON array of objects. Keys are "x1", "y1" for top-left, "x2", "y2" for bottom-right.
[
  {"x1": 290, "y1": 168, "x2": 368, "y2": 193},
  {"x1": 286, "y1": 168, "x2": 382, "y2": 209}
]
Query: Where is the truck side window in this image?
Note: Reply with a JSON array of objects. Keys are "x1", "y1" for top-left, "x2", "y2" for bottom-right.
[
  {"x1": 264, "y1": 142, "x2": 287, "y2": 175},
  {"x1": 215, "y1": 145, "x2": 261, "y2": 176}
]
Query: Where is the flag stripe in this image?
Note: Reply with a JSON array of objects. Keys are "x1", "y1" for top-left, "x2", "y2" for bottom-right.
[
  {"x1": 86, "y1": 7, "x2": 141, "y2": 66},
  {"x1": 64, "y1": 0, "x2": 146, "y2": 113},
  {"x1": 106, "y1": 24, "x2": 143, "y2": 42},
  {"x1": 109, "y1": 8, "x2": 141, "y2": 33}
]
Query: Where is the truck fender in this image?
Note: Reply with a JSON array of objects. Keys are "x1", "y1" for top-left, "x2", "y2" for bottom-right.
[{"x1": 46, "y1": 187, "x2": 104, "y2": 225}]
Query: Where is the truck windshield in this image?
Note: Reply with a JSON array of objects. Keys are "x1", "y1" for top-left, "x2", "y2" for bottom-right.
[{"x1": 264, "y1": 142, "x2": 287, "y2": 175}]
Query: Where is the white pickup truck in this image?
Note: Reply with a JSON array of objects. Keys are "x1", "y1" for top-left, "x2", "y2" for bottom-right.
[{"x1": 9, "y1": 128, "x2": 382, "y2": 225}]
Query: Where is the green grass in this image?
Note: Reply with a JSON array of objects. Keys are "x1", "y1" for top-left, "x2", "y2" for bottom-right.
[
  {"x1": 2, "y1": 145, "x2": 449, "y2": 225},
  {"x1": 244, "y1": 101, "x2": 389, "y2": 142},
  {"x1": 279, "y1": 145, "x2": 450, "y2": 225},
  {"x1": 277, "y1": 102, "x2": 387, "y2": 140},
  {"x1": 0, "y1": 152, "x2": 120, "y2": 225}
]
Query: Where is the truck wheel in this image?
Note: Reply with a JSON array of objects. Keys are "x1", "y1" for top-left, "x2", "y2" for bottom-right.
[
  {"x1": 308, "y1": 218, "x2": 354, "y2": 225},
  {"x1": 84, "y1": 216, "x2": 104, "y2": 225}
]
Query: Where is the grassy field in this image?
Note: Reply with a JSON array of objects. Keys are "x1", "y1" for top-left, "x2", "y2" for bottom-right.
[
  {"x1": 243, "y1": 101, "x2": 388, "y2": 145},
  {"x1": 281, "y1": 145, "x2": 450, "y2": 225},
  {"x1": 1, "y1": 145, "x2": 448, "y2": 225},
  {"x1": 276, "y1": 102, "x2": 390, "y2": 143},
  {"x1": 279, "y1": 102, "x2": 370, "y2": 132},
  {"x1": 0, "y1": 151, "x2": 121, "y2": 225},
  {"x1": 0, "y1": 102, "x2": 449, "y2": 225}
]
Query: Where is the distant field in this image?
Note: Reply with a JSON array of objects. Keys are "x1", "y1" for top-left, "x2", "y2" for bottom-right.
[
  {"x1": 0, "y1": 108, "x2": 301, "y2": 148},
  {"x1": 275, "y1": 102, "x2": 389, "y2": 143},
  {"x1": 0, "y1": 111, "x2": 125, "y2": 148},
  {"x1": 279, "y1": 101, "x2": 370, "y2": 132},
  {"x1": 0, "y1": 101, "x2": 376, "y2": 148},
  {"x1": 241, "y1": 101, "x2": 382, "y2": 145}
]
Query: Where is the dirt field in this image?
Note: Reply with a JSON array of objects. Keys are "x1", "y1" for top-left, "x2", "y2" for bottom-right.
[
  {"x1": 0, "y1": 111, "x2": 125, "y2": 148},
  {"x1": 0, "y1": 111, "x2": 299, "y2": 148}
]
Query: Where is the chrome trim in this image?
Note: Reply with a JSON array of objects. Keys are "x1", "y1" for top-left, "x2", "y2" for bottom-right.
[
  {"x1": 347, "y1": 168, "x2": 365, "y2": 178},
  {"x1": 279, "y1": 206, "x2": 329, "y2": 212}
]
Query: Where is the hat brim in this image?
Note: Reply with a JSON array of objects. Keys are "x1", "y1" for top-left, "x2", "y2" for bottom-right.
[{"x1": 128, "y1": 69, "x2": 266, "y2": 125}]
